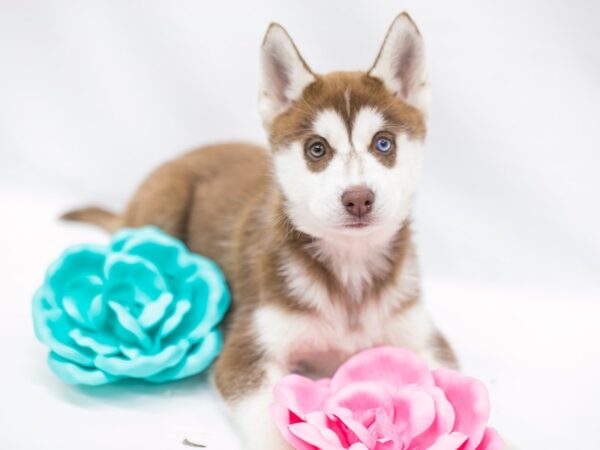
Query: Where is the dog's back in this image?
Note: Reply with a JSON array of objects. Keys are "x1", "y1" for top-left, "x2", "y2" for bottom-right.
[{"x1": 65, "y1": 142, "x2": 272, "y2": 272}]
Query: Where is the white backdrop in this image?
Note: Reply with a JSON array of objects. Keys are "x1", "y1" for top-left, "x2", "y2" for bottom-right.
[{"x1": 1, "y1": 1, "x2": 599, "y2": 449}]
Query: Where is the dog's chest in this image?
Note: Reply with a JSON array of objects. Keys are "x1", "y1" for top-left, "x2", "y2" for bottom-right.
[
  {"x1": 256, "y1": 300, "x2": 394, "y2": 378},
  {"x1": 254, "y1": 232, "x2": 422, "y2": 377}
]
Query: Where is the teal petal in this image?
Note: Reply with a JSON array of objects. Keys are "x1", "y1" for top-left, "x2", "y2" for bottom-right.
[
  {"x1": 48, "y1": 352, "x2": 121, "y2": 385},
  {"x1": 119, "y1": 345, "x2": 141, "y2": 360},
  {"x1": 189, "y1": 275, "x2": 230, "y2": 341},
  {"x1": 46, "y1": 245, "x2": 106, "y2": 300},
  {"x1": 160, "y1": 282, "x2": 207, "y2": 347},
  {"x1": 68, "y1": 328, "x2": 120, "y2": 356},
  {"x1": 32, "y1": 289, "x2": 95, "y2": 366},
  {"x1": 88, "y1": 294, "x2": 108, "y2": 329},
  {"x1": 147, "y1": 330, "x2": 222, "y2": 383},
  {"x1": 61, "y1": 296, "x2": 88, "y2": 327},
  {"x1": 60, "y1": 275, "x2": 104, "y2": 330},
  {"x1": 158, "y1": 299, "x2": 191, "y2": 340},
  {"x1": 137, "y1": 292, "x2": 174, "y2": 329},
  {"x1": 163, "y1": 262, "x2": 230, "y2": 346},
  {"x1": 104, "y1": 252, "x2": 168, "y2": 307},
  {"x1": 107, "y1": 301, "x2": 151, "y2": 350},
  {"x1": 113, "y1": 227, "x2": 190, "y2": 277},
  {"x1": 94, "y1": 340, "x2": 190, "y2": 378}
]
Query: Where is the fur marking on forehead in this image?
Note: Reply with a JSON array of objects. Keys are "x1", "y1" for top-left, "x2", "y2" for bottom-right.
[
  {"x1": 312, "y1": 106, "x2": 386, "y2": 155},
  {"x1": 351, "y1": 107, "x2": 386, "y2": 151},
  {"x1": 313, "y1": 109, "x2": 350, "y2": 153},
  {"x1": 269, "y1": 72, "x2": 426, "y2": 149}
]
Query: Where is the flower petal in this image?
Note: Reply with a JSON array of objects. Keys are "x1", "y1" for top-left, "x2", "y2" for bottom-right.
[
  {"x1": 327, "y1": 407, "x2": 374, "y2": 447},
  {"x1": 104, "y1": 251, "x2": 169, "y2": 309},
  {"x1": 433, "y1": 370, "x2": 490, "y2": 450},
  {"x1": 157, "y1": 299, "x2": 191, "y2": 340},
  {"x1": 270, "y1": 403, "x2": 317, "y2": 450},
  {"x1": 94, "y1": 339, "x2": 189, "y2": 377},
  {"x1": 47, "y1": 352, "x2": 121, "y2": 385},
  {"x1": 349, "y1": 444, "x2": 369, "y2": 450},
  {"x1": 406, "y1": 386, "x2": 455, "y2": 449},
  {"x1": 306, "y1": 411, "x2": 345, "y2": 446},
  {"x1": 45, "y1": 245, "x2": 106, "y2": 301},
  {"x1": 68, "y1": 328, "x2": 120, "y2": 356},
  {"x1": 60, "y1": 275, "x2": 104, "y2": 329},
  {"x1": 325, "y1": 381, "x2": 394, "y2": 423},
  {"x1": 119, "y1": 345, "x2": 141, "y2": 360},
  {"x1": 32, "y1": 290, "x2": 95, "y2": 366},
  {"x1": 88, "y1": 293, "x2": 108, "y2": 330},
  {"x1": 428, "y1": 432, "x2": 468, "y2": 450},
  {"x1": 185, "y1": 266, "x2": 230, "y2": 341},
  {"x1": 274, "y1": 374, "x2": 331, "y2": 419},
  {"x1": 474, "y1": 428, "x2": 504, "y2": 450},
  {"x1": 111, "y1": 227, "x2": 190, "y2": 277},
  {"x1": 331, "y1": 347, "x2": 434, "y2": 393},
  {"x1": 107, "y1": 301, "x2": 152, "y2": 350},
  {"x1": 161, "y1": 269, "x2": 229, "y2": 347},
  {"x1": 137, "y1": 291, "x2": 174, "y2": 329},
  {"x1": 146, "y1": 330, "x2": 222, "y2": 382},
  {"x1": 391, "y1": 387, "x2": 436, "y2": 445},
  {"x1": 289, "y1": 422, "x2": 345, "y2": 450}
]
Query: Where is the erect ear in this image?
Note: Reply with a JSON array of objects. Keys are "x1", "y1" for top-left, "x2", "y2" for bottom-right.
[
  {"x1": 368, "y1": 13, "x2": 429, "y2": 115},
  {"x1": 259, "y1": 23, "x2": 316, "y2": 126}
]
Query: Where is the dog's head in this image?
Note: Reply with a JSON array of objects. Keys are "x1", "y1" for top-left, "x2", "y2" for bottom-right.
[{"x1": 260, "y1": 13, "x2": 429, "y2": 241}]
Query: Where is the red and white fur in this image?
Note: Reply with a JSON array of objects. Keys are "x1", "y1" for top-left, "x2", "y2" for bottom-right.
[{"x1": 65, "y1": 13, "x2": 468, "y2": 450}]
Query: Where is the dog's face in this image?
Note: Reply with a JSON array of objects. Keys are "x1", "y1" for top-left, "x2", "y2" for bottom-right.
[{"x1": 259, "y1": 14, "x2": 429, "y2": 240}]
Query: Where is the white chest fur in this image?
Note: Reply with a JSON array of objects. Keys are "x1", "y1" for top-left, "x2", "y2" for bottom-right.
[
  {"x1": 256, "y1": 249, "x2": 439, "y2": 377},
  {"x1": 254, "y1": 299, "x2": 438, "y2": 378}
]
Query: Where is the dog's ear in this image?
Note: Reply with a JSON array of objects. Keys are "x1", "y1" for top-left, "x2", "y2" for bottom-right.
[
  {"x1": 369, "y1": 13, "x2": 429, "y2": 115},
  {"x1": 259, "y1": 23, "x2": 316, "y2": 126}
]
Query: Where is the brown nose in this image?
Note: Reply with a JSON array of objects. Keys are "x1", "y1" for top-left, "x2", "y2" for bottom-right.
[{"x1": 341, "y1": 187, "x2": 375, "y2": 218}]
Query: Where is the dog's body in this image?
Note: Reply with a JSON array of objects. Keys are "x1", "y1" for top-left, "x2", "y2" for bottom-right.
[{"x1": 65, "y1": 14, "x2": 461, "y2": 449}]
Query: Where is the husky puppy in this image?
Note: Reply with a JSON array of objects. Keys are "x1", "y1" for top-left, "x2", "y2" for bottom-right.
[{"x1": 65, "y1": 13, "x2": 459, "y2": 449}]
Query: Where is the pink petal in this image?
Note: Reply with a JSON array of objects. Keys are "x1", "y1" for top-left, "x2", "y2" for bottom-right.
[
  {"x1": 373, "y1": 407, "x2": 403, "y2": 449},
  {"x1": 349, "y1": 444, "x2": 369, "y2": 450},
  {"x1": 328, "y1": 406, "x2": 375, "y2": 448},
  {"x1": 274, "y1": 374, "x2": 332, "y2": 419},
  {"x1": 374, "y1": 439, "x2": 397, "y2": 450},
  {"x1": 474, "y1": 428, "x2": 504, "y2": 450},
  {"x1": 289, "y1": 422, "x2": 345, "y2": 450},
  {"x1": 305, "y1": 411, "x2": 330, "y2": 428},
  {"x1": 428, "y1": 432, "x2": 469, "y2": 450},
  {"x1": 408, "y1": 386, "x2": 456, "y2": 449},
  {"x1": 270, "y1": 403, "x2": 317, "y2": 450},
  {"x1": 332, "y1": 347, "x2": 435, "y2": 392},
  {"x1": 433, "y1": 370, "x2": 490, "y2": 450},
  {"x1": 326, "y1": 414, "x2": 356, "y2": 447},
  {"x1": 391, "y1": 387, "x2": 437, "y2": 443},
  {"x1": 325, "y1": 381, "x2": 394, "y2": 424}
]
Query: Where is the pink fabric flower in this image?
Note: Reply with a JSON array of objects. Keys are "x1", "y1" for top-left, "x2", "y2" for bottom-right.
[{"x1": 270, "y1": 347, "x2": 503, "y2": 450}]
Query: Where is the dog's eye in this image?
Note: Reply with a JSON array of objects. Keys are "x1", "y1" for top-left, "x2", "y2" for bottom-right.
[
  {"x1": 308, "y1": 142, "x2": 326, "y2": 159},
  {"x1": 375, "y1": 137, "x2": 393, "y2": 153}
]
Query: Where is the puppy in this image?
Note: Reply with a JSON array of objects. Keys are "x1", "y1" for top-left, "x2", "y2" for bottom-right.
[{"x1": 65, "y1": 13, "x2": 458, "y2": 449}]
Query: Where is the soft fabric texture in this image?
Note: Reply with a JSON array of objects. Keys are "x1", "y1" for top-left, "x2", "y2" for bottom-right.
[
  {"x1": 271, "y1": 347, "x2": 503, "y2": 450},
  {"x1": 32, "y1": 226, "x2": 230, "y2": 385}
]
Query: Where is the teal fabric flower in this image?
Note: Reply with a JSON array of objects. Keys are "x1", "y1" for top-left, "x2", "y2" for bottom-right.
[{"x1": 32, "y1": 226, "x2": 230, "y2": 385}]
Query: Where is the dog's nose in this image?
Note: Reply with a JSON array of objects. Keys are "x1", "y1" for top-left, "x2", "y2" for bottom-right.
[{"x1": 341, "y1": 187, "x2": 375, "y2": 218}]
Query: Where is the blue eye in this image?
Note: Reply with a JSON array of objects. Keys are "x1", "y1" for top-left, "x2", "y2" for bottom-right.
[{"x1": 375, "y1": 137, "x2": 393, "y2": 153}]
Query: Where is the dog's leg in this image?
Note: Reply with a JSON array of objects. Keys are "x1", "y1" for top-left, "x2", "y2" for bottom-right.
[
  {"x1": 227, "y1": 368, "x2": 292, "y2": 450},
  {"x1": 214, "y1": 322, "x2": 292, "y2": 450}
]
